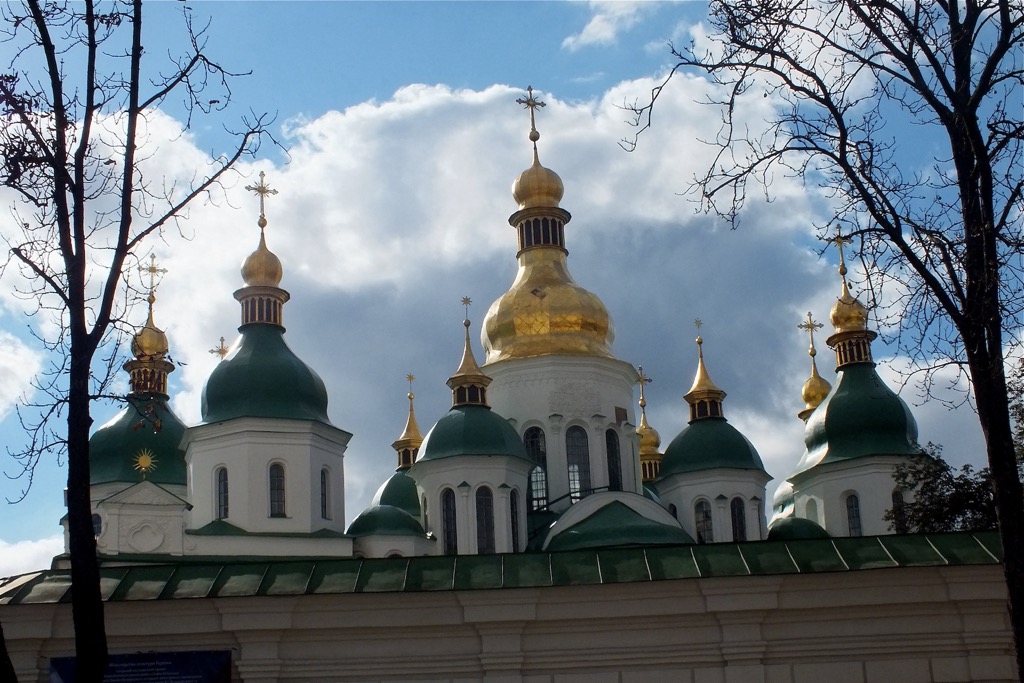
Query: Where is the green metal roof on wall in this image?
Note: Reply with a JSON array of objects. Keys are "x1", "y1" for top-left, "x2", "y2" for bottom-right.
[
  {"x1": 659, "y1": 418, "x2": 765, "y2": 478},
  {"x1": 201, "y1": 324, "x2": 331, "y2": 425},
  {"x1": 346, "y1": 505, "x2": 427, "y2": 537},
  {"x1": 544, "y1": 501, "x2": 696, "y2": 551},
  {"x1": 0, "y1": 532, "x2": 1001, "y2": 605},
  {"x1": 89, "y1": 395, "x2": 187, "y2": 487},
  {"x1": 797, "y1": 363, "x2": 923, "y2": 474},
  {"x1": 417, "y1": 404, "x2": 528, "y2": 462}
]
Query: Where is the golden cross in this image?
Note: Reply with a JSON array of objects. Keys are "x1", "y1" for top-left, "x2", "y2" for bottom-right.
[
  {"x1": 406, "y1": 373, "x2": 415, "y2": 398},
  {"x1": 461, "y1": 296, "x2": 472, "y2": 319},
  {"x1": 829, "y1": 228, "x2": 853, "y2": 268},
  {"x1": 797, "y1": 312, "x2": 824, "y2": 355},
  {"x1": 637, "y1": 365, "x2": 652, "y2": 406},
  {"x1": 209, "y1": 336, "x2": 229, "y2": 358},
  {"x1": 139, "y1": 254, "x2": 167, "y2": 294},
  {"x1": 245, "y1": 171, "x2": 278, "y2": 224},
  {"x1": 516, "y1": 86, "x2": 546, "y2": 138}
]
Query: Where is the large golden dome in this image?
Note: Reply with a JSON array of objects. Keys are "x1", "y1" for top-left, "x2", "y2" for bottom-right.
[
  {"x1": 482, "y1": 249, "x2": 614, "y2": 362},
  {"x1": 240, "y1": 226, "x2": 283, "y2": 288}
]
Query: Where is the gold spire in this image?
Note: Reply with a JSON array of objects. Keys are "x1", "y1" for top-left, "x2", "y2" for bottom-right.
[
  {"x1": 636, "y1": 366, "x2": 663, "y2": 482},
  {"x1": 797, "y1": 312, "x2": 832, "y2": 421},
  {"x1": 512, "y1": 86, "x2": 564, "y2": 210},
  {"x1": 125, "y1": 255, "x2": 173, "y2": 396},
  {"x1": 448, "y1": 297, "x2": 492, "y2": 407},
  {"x1": 235, "y1": 171, "x2": 290, "y2": 326},
  {"x1": 684, "y1": 320, "x2": 726, "y2": 422},
  {"x1": 825, "y1": 228, "x2": 876, "y2": 367},
  {"x1": 392, "y1": 374, "x2": 424, "y2": 470}
]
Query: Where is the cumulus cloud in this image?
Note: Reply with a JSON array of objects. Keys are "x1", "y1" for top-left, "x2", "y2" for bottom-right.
[
  {"x1": 0, "y1": 331, "x2": 42, "y2": 420},
  {"x1": 563, "y1": 2, "x2": 656, "y2": 51},
  {"x1": 0, "y1": 535, "x2": 62, "y2": 576}
]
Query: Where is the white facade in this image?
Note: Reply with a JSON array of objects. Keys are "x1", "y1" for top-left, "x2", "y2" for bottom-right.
[{"x1": 656, "y1": 468, "x2": 771, "y2": 542}]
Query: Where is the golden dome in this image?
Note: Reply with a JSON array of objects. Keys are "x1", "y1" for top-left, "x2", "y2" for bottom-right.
[
  {"x1": 482, "y1": 249, "x2": 614, "y2": 362},
  {"x1": 241, "y1": 227, "x2": 283, "y2": 288},
  {"x1": 131, "y1": 292, "x2": 169, "y2": 360},
  {"x1": 686, "y1": 335, "x2": 725, "y2": 400},
  {"x1": 637, "y1": 408, "x2": 661, "y2": 454},
  {"x1": 512, "y1": 149, "x2": 564, "y2": 210},
  {"x1": 801, "y1": 364, "x2": 832, "y2": 411},
  {"x1": 830, "y1": 289, "x2": 868, "y2": 333}
]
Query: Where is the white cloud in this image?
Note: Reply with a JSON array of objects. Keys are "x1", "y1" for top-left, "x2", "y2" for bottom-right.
[
  {"x1": 0, "y1": 535, "x2": 63, "y2": 576},
  {"x1": 563, "y1": 2, "x2": 655, "y2": 51},
  {"x1": 0, "y1": 331, "x2": 42, "y2": 420}
]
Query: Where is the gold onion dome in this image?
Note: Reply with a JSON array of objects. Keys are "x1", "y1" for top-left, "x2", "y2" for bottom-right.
[
  {"x1": 637, "y1": 368, "x2": 661, "y2": 453},
  {"x1": 482, "y1": 86, "x2": 613, "y2": 363},
  {"x1": 241, "y1": 227, "x2": 283, "y2": 288},
  {"x1": 797, "y1": 312, "x2": 832, "y2": 418},
  {"x1": 132, "y1": 292, "x2": 169, "y2": 360},
  {"x1": 828, "y1": 233, "x2": 868, "y2": 333}
]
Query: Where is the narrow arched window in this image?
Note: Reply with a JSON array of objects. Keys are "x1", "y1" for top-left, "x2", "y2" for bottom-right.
[
  {"x1": 476, "y1": 487, "x2": 495, "y2": 554},
  {"x1": 510, "y1": 489, "x2": 521, "y2": 553},
  {"x1": 730, "y1": 497, "x2": 746, "y2": 542},
  {"x1": 441, "y1": 488, "x2": 457, "y2": 555},
  {"x1": 91, "y1": 513, "x2": 102, "y2": 538},
  {"x1": 668, "y1": 504, "x2": 678, "y2": 520},
  {"x1": 605, "y1": 429, "x2": 622, "y2": 492},
  {"x1": 695, "y1": 500, "x2": 713, "y2": 544},
  {"x1": 524, "y1": 427, "x2": 547, "y2": 509},
  {"x1": 320, "y1": 468, "x2": 331, "y2": 519},
  {"x1": 269, "y1": 463, "x2": 286, "y2": 517},
  {"x1": 891, "y1": 490, "x2": 907, "y2": 533},
  {"x1": 566, "y1": 426, "x2": 591, "y2": 502},
  {"x1": 216, "y1": 468, "x2": 229, "y2": 520},
  {"x1": 846, "y1": 493, "x2": 862, "y2": 537},
  {"x1": 805, "y1": 498, "x2": 819, "y2": 524}
]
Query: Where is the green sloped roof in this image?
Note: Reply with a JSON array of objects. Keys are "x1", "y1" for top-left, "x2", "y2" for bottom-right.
[
  {"x1": 767, "y1": 516, "x2": 830, "y2": 541},
  {"x1": 659, "y1": 418, "x2": 765, "y2": 478},
  {"x1": 545, "y1": 501, "x2": 695, "y2": 551},
  {"x1": 417, "y1": 404, "x2": 528, "y2": 462},
  {"x1": 201, "y1": 324, "x2": 330, "y2": 425},
  {"x1": 371, "y1": 471, "x2": 421, "y2": 518},
  {"x1": 1, "y1": 532, "x2": 1001, "y2": 604},
  {"x1": 346, "y1": 505, "x2": 427, "y2": 538},
  {"x1": 89, "y1": 395, "x2": 187, "y2": 487},
  {"x1": 797, "y1": 363, "x2": 923, "y2": 474}
]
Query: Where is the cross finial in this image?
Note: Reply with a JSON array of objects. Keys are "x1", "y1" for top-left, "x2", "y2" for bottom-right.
[
  {"x1": 828, "y1": 227, "x2": 853, "y2": 280},
  {"x1": 461, "y1": 296, "x2": 472, "y2": 319},
  {"x1": 637, "y1": 365, "x2": 653, "y2": 407},
  {"x1": 245, "y1": 171, "x2": 278, "y2": 229},
  {"x1": 210, "y1": 336, "x2": 229, "y2": 359},
  {"x1": 797, "y1": 312, "x2": 824, "y2": 357},
  {"x1": 406, "y1": 373, "x2": 415, "y2": 399},
  {"x1": 516, "y1": 86, "x2": 546, "y2": 145},
  {"x1": 139, "y1": 254, "x2": 167, "y2": 295}
]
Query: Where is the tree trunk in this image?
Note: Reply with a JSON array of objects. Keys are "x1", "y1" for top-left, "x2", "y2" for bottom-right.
[{"x1": 66, "y1": 347, "x2": 106, "y2": 682}]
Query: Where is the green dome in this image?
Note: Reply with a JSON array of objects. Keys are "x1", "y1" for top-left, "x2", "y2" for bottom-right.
[
  {"x1": 346, "y1": 505, "x2": 426, "y2": 537},
  {"x1": 89, "y1": 395, "x2": 187, "y2": 487},
  {"x1": 797, "y1": 363, "x2": 922, "y2": 474},
  {"x1": 372, "y1": 471, "x2": 421, "y2": 518},
  {"x1": 201, "y1": 324, "x2": 330, "y2": 424},
  {"x1": 417, "y1": 404, "x2": 528, "y2": 462},
  {"x1": 767, "y1": 516, "x2": 830, "y2": 540},
  {"x1": 659, "y1": 418, "x2": 765, "y2": 478},
  {"x1": 545, "y1": 501, "x2": 695, "y2": 551}
]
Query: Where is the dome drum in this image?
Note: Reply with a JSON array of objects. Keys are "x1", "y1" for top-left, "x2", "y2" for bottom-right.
[
  {"x1": 827, "y1": 329, "x2": 877, "y2": 368},
  {"x1": 126, "y1": 358, "x2": 174, "y2": 396},
  {"x1": 510, "y1": 206, "x2": 571, "y2": 255},
  {"x1": 234, "y1": 285, "x2": 290, "y2": 328}
]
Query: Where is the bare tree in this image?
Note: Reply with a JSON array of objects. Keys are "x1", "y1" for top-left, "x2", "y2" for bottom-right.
[
  {"x1": 0, "y1": 1, "x2": 270, "y2": 679},
  {"x1": 626, "y1": 0, "x2": 1024, "y2": 675}
]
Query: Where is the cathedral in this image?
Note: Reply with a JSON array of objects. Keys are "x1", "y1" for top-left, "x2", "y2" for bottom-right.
[{"x1": 1, "y1": 92, "x2": 1015, "y2": 683}]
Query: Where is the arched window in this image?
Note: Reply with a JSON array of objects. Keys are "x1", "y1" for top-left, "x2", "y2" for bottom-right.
[
  {"x1": 320, "y1": 468, "x2": 331, "y2": 520},
  {"x1": 215, "y1": 467, "x2": 229, "y2": 520},
  {"x1": 846, "y1": 493, "x2": 862, "y2": 537},
  {"x1": 566, "y1": 426, "x2": 592, "y2": 502},
  {"x1": 524, "y1": 427, "x2": 547, "y2": 509},
  {"x1": 269, "y1": 463, "x2": 286, "y2": 517},
  {"x1": 730, "y1": 497, "x2": 746, "y2": 542},
  {"x1": 891, "y1": 490, "x2": 907, "y2": 533},
  {"x1": 668, "y1": 504, "x2": 678, "y2": 520},
  {"x1": 91, "y1": 513, "x2": 102, "y2": 538},
  {"x1": 695, "y1": 500, "x2": 713, "y2": 544},
  {"x1": 605, "y1": 429, "x2": 622, "y2": 492},
  {"x1": 476, "y1": 487, "x2": 495, "y2": 554},
  {"x1": 441, "y1": 488, "x2": 457, "y2": 555},
  {"x1": 510, "y1": 489, "x2": 521, "y2": 553},
  {"x1": 805, "y1": 498, "x2": 819, "y2": 524}
]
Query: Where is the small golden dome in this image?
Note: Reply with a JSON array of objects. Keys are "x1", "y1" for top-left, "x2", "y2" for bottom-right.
[
  {"x1": 801, "y1": 365, "x2": 832, "y2": 411},
  {"x1": 686, "y1": 335, "x2": 725, "y2": 399},
  {"x1": 830, "y1": 290, "x2": 868, "y2": 333},
  {"x1": 637, "y1": 413, "x2": 661, "y2": 453},
  {"x1": 241, "y1": 228, "x2": 283, "y2": 288},
  {"x1": 512, "y1": 149, "x2": 564, "y2": 210},
  {"x1": 131, "y1": 293, "x2": 169, "y2": 360}
]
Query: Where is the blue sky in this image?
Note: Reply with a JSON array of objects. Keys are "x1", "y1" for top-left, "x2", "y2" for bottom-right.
[{"x1": 0, "y1": 1, "x2": 987, "y2": 574}]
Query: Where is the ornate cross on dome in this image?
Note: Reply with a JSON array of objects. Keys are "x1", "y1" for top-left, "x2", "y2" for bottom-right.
[
  {"x1": 461, "y1": 296, "x2": 472, "y2": 319},
  {"x1": 210, "y1": 336, "x2": 229, "y2": 359},
  {"x1": 139, "y1": 254, "x2": 167, "y2": 295},
  {"x1": 829, "y1": 228, "x2": 853, "y2": 273},
  {"x1": 406, "y1": 373, "x2": 415, "y2": 398},
  {"x1": 637, "y1": 366, "x2": 652, "y2": 406},
  {"x1": 798, "y1": 312, "x2": 824, "y2": 356},
  {"x1": 517, "y1": 86, "x2": 546, "y2": 142},
  {"x1": 694, "y1": 318, "x2": 704, "y2": 345},
  {"x1": 245, "y1": 171, "x2": 278, "y2": 227}
]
